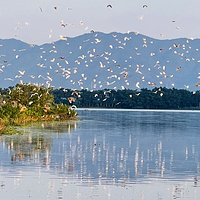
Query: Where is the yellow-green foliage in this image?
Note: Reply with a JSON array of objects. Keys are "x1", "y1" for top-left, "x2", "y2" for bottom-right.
[
  {"x1": 0, "y1": 83, "x2": 77, "y2": 129},
  {"x1": 8, "y1": 83, "x2": 54, "y2": 108}
]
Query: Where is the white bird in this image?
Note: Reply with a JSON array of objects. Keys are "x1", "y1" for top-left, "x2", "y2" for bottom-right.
[
  {"x1": 139, "y1": 15, "x2": 143, "y2": 20},
  {"x1": 136, "y1": 82, "x2": 140, "y2": 89},
  {"x1": 4, "y1": 78, "x2": 14, "y2": 81},
  {"x1": 29, "y1": 101, "x2": 33, "y2": 105},
  {"x1": 19, "y1": 70, "x2": 25, "y2": 75}
]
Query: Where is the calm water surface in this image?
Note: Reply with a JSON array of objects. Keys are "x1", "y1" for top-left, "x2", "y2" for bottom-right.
[{"x1": 0, "y1": 109, "x2": 200, "y2": 199}]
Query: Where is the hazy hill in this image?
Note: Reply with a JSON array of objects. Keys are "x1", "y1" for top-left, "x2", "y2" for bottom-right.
[{"x1": 0, "y1": 32, "x2": 200, "y2": 90}]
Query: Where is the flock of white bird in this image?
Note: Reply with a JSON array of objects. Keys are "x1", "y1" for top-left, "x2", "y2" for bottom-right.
[{"x1": 0, "y1": 3, "x2": 200, "y2": 101}]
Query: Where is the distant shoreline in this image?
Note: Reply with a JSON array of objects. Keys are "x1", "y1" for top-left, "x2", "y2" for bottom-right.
[{"x1": 75, "y1": 108, "x2": 200, "y2": 113}]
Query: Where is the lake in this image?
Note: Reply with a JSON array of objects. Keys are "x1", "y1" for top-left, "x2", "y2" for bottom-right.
[{"x1": 0, "y1": 109, "x2": 200, "y2": 200}]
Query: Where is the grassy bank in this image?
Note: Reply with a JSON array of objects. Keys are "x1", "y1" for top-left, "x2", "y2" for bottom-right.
[{"x1": 0, "y1": 83, "x2": 77, "y2": 134}]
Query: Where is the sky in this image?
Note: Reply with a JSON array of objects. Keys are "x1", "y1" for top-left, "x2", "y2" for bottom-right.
[{"x1": 0, "y1": 0, "x2": 200, "y2": 45}]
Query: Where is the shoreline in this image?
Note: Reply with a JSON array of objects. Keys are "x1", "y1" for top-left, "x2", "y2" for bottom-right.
[
  {"x1": 0, "y1": 116, "x2": 77, "y2": 135},
  {"x1": 75, "y1": 108, "x2": 200, "y2": 113}
]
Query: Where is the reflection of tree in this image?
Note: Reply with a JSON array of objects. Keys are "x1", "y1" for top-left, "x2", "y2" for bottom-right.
[
  {"x1": 39, "y1": 121, "x2": 77, "y2": 133},
  {"x1": 2, "y1": 133, "x2": 52, "y2": 163},
  {"x1": 0, "y1": 121, "x2": 77, "y2": 164}
]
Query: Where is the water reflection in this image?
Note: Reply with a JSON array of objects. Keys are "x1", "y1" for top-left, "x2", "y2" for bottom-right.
[
  {"x1": 25, "y1": 120, "x2": 78, "y2": 133},
  {"x1": 0, "y1": 121, "x2": 77, "y2": 167},
  {"x1": 0, "y1": 110, "x2": 200, "y2": 199}
]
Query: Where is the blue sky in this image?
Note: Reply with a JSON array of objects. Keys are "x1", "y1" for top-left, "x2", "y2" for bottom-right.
[{"x1": 0, "y1": 0, "x2": 199, "y2": 44}]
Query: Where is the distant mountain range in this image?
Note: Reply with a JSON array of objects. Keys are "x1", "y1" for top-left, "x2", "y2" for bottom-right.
[{"x1": 0, "y1": 32, "x2": 200, "y2": 90}]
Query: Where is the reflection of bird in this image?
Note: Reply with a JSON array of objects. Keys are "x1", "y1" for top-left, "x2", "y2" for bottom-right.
[
  {"x1": 194, "y1": 177, "x2": 198, "y2": 186},
  {"x1": 0, "y1": 182, "x2": 5, "y2": 187},
  {"x1": 107, "y1": 4, "x2": 112, "y2": 8},
  {"x1": 11, "y1": 155, "x2": 16, "y2": 162}
]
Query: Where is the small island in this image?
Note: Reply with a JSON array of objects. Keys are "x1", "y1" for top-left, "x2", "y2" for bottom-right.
[{"x1": 0, "y1": 83, "x2": 77, "y2": 133}]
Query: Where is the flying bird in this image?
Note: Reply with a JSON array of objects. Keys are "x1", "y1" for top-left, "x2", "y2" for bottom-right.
[
  {"x1": 60, "y1": 35, "x2": 67, "y2": 40},
  {"x1": 61, "y1": 23, "x2": 67, "y2": 27},
  {"x1": 39, "y1": 7, "x2": 43, "y2": 12},
  {"x1": 124, "y1": 72, "x2": 129, "y2": 78},
  {"x1": 139, "y1": 15, "x2": 144, "y2": 20},
  {"x1": 19, "y1": 70, "x2": 25, "y2": 75},
  {"x1": 176, "y1": 66, "x2": 182, "y2": 71},
  {"x1": 173, "y1": 43, "x2": 179, "y2": 48},
  {"x1": 107, "y1": 4, "x2": 112, "y2": 8}
]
